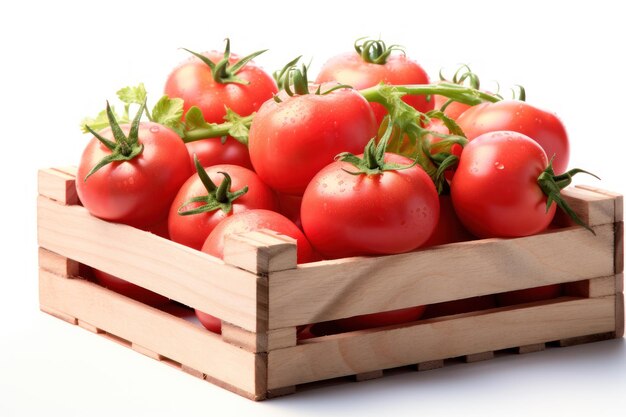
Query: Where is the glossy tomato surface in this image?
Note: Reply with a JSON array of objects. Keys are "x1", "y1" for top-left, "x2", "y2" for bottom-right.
[
  {"x1": 451, "y1": 131, "x2": 555, "y2": 238},
  {"x1": 185, "y1": 137, "x2": 253, "y2": 171},
  {"x1": 316, "y1": 53, "x2": 433, "y2": 124},
  {"x1": 301, "y1": 153, "x2": 439, "y2": 259},
  {"x1": 456, "y1": 100, "x2": 570, "y2": 174},
  {"x1": 423, "y1": 194, "x2": 475, "y2": 247},
  {"x1": 248, "y1": 86, "x2": 377, "y2": 195},
  {"x1": 168, "y1": 164, "x2": 277, "y2": 250},
  {"x1": 76, "y1": 123, "x2": 192, "y2": 229}
]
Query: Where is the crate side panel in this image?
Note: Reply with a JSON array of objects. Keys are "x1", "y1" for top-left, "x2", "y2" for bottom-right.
[
  {"x1": 37, "y1": 168, "x2": 79, "y2": 205},
  {"x1": 39, "y1": 269, "x2": 259, "y2": 394},
  {"x1": 37, "y1": 196, "x2": 260, "y2": 331},
  {"x1": 269, "y1": 224, "x2": 614, "y2": 328},
  {"x1": 268, "y1": 297, "x2": 615, "y2": 388}
]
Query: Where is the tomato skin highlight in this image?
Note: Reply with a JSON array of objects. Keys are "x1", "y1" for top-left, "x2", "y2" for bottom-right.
[
  {"x1": 248, "y1": 87, "x2": 377, "y2": 196},
  {"x1": 316, "y1": 53, "x2": 433, "y2": 124},
  {"x1": 185, "y1": 137, "x2": 253, "y2": 171},
  {"x1": 301, "y1": 153, "x2": 439, "y2": 259},
  {"x1": 168, "y1": 165, "x2": 278, "y2": 250},
  {"x1": 456, "y1": 100, "x2": 570, "y2": 174},
  {"x1": 451, "y1": 131, "x2": 556, "y2": 238},
  {"x1": 76, "y1": 123, "x2": 192, "y2": 229},
  {"x1": 194, "y1": 310, "x2": 222, "y2": 334}
]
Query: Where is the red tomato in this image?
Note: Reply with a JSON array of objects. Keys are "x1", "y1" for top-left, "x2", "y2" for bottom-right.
[
  {"x1": 451, "y1": 131, "x2": 556, "y2": 238},
  {"x1": 93, "y1": 270, "x2": 170, "y2": 307},
  {"x1": 334, "y1": 306, "x2": 426, "y2": 331},
  {"x1": 201, "y1": 209, "x2": 316, "y2": 263},
  {"x1": 456, "y1": 100, "x2": 570, "y2": 174},
  {"x1": 77, "y1": 123, "x2": 192, "y2": 229},
  {"x1": 196, "y1": 209, "x2": 317, "y2": 333},
  {"x1": 185, "y1": 137, "x2": 253, "y2": 171},
  {"x1": 164, "y1": 49, "x2": 277, "y2": 123},
  {"x1": 168, "y1": 164, "x2": 277, "y2": 250},
  {"x1": 423, "y1": 194, "x2": 475, "y2": 247},
  {"x1": 276, "y1": 192, "x2": 303, "y2": 229},
  {"x1": 248, "y1": 86, "x2": 377, "y2": 195},
  {"x1": 301, "y1": 153, "x2": 439, "y2": 259},
  {"x1": 496, "y1": 284, "x2": 562, "y2": 307},
  {"x1": 433, "y1": 94, "x2": 472, "y2": 120},
  {"x1": 316, "y1": 49, "x2": 433, "y2": 124}
]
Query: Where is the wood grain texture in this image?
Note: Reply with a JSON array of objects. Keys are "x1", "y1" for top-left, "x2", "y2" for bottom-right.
[
  {"x1": 268, "y1": 297, "x2": 615, "y2": 389},
  {"x1": 268, "y1": 224, "x2": 614, "y2": 329},
  {"x1": 38, "y1": 247, "x2": 79, "y2": 278},
  {"x1": 37, "y1": 196, "x2": 261, "y2": 332},
  {"x1": 575, "y1": 185, "x2": 623, "y2": 222},
  {"x1": 560, "y1": 187, "x2": 616, "y2": 227},
  {"x1": 223, "y1": 230, "x2": 297, "y2": 274},
  {"x1": 37, "y1": 168, "x2": 79, "y2": 205},
  {"x1": 38, "y1": 269, "x2": 261, "y2": 396},
  {"x1": 565, "y1": 276, "x2": 618, "y2": 298}
]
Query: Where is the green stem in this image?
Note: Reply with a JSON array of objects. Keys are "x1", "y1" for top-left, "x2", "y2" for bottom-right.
[
  {"x1": 359, "y1": 82, "x2": 501, "y2": 107},
  {"x1": 182, "y1": 114, "x2": 255, "y2": 143}
]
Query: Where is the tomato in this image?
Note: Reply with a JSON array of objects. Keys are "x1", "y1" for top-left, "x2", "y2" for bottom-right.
[
  {"x1": 456, "y1": 100, "x2": 570, "y2": 174},
  {"x1": 77, "y1": 122, "x2": 192, "y2": 229},
  {"x1": 164, "y1": 46, "x2": 277, "y2": 123},
  {"x1": 185, "y1": 137, "x2": 253, "y2": 171},
  {"x1": 422, "y1": 295, "x2": 496, "y2": 319},
  {"x1": 496, "y1": 284, "x2": 562, "y2": 307},
  {"x1": 301, "y1": 152, "x2": 439, "y2": 259},
  {"x1": 276, "y1": 192, "x2": 303, "y2": 229},
  {"x1": 451, "y1": 131, "x2": 556, "y2": 238},
  {"x1": 93, "y1": 270, "x2": 170, "y2": 307},
  {"x1": 196, "y1": 209, "x2": 317, "y2": 333},
  {"x1": 248, "y1": 86, "x2": 377, "y2": 195},
  {"x1": 333, "y1": 306, "x2": 426, "y2": 331},
  {"x1": 423, "y1": 194, "x2": 475, "y2": 247},
  {"x1": 168, "y1": 164, "x2": 277, "y2": 250},
  {"x1": 316, "y1": 39, "x2": 433, "y2": 124},
  {"x1": 201, "y1": 209, "x2": 316, "y2": 263},
  {"x1": 433, "y1": 94, "x2": 472, "y2": 120}
]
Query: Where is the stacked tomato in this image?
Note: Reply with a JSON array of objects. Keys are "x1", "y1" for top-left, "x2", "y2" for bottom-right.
[{"x1": 76, "y1": 38, "x2": 595, "y2": 336}]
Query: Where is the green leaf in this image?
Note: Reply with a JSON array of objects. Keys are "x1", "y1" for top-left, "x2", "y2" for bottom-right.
[
  {"x1": 152, "y1": 95, "x2": 185, "y2": 136},
  {"x1": 80, "y1": 106, "x2": 128, "y2": 133},
  {"x1": 223, "y1": 107, "x2": 251, "y2": 146},
  {"x1": 184, "y1": 106, "x2": 211, "y2": 131},
  {"x1": 117, "y1": 83, "x2": 148, "y2": 105}
]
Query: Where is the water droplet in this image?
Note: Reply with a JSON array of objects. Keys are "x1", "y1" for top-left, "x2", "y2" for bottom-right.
[
  {"x1": 149, "y1": 126, "x2": 160, "y2": 133},
  {"x1": 494, "y1": 161, "x2": 505, "y2": 170}
]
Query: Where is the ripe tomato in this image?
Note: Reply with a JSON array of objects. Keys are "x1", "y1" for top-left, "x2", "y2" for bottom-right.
[
  {"x1": 333, "y1": 306, "x2": 426, "y2": 332},
  {"x1": 185, "y1": 137, "x2": 253, "y2": 171},
  {"x1": 201, "y1": 209, "x2": 316, "y2": 263},
  {"x1": 276, "y1": 192, "x2": 303, "y2": 229},
  {"x1": 93, "y1": 270, "x2": 170, "y2": 307},
  {"x1": 301, "y1": 152, "x2": 439, "y2": 259},
  {"x1": 168, "y1": 164, "x2": 277, "y2": 250},
  {"x1": 77, "y1": 122, "x2": 191, "y2": 229},
  {"x1": 423, "y1": 194, "x2": 475, "y2": 247},
  {"x1": 316, "y1": 40, "x2": 433, "y2": 124},
  {"x1": 451, "y1": 131, "x2": 556, "y2": 238},
  {"x1": 496, "y1": 284, "x2": 562, "y2": 307},
  {"x1": 456, "y1": 100, "x2": 570, "y2": 174},
  {"x1": 248, "y1": 86, "x2": 377, "y2": 195},
  {"x1": 196, "y1": 209, "x2": 317, "y2": 333},
  {"x1": 433, "y1": 94, "x2": 472, "y2": 120}
]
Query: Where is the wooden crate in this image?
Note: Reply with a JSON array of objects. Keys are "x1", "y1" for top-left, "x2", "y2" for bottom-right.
[{"x1": 37, "y1": 167, "x2": 624, "y2": 400}]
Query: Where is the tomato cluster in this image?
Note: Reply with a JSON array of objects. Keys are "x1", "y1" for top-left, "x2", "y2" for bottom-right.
[{"x1": 75, "y1": 38, "x2": 596, "y2": 335}]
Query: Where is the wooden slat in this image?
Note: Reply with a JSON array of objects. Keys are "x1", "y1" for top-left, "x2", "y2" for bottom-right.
[
  {"x1": 40, "y1": 305, "x2": 77, "y2": 325},
  {"x1": 37, "y1": 168, "x2": 79, "y2": 205},
  {"x1": 354, "y1": 370, "x2": 383, "y2": 381},
  {"x1": 132, "y1": 343, "x2": 163, "y2": 360},
  {"x1": 560, "y1": 187, "x2": 616, "y2": 227},
  {"x1": 617, "y1": 293, "x2": 624, "y2": 338},
  {"x1": 575, "y1": 185, "x2": 623, "y2": 222},
  {"x1": 223, "y1": 230, "x2": 297, "y2": 274},
  {"x1": 221, "y1": 324, "x2": 297, "y2": 353},
  {"x1": 616, "y1": 222, "x2": 624, "y2": 274},
  {"x1": 268, "y1": 224, "x2": 614, "y2": 329},
  {"x1": 464, "y1": 351, "x2": 494, "y2": 363},
  {"x1": 565, "y1": 276, "x2": 618, "y2": 298},
  {"x1": 38, "y1": 247, "x2": 79, "y2": 277},
  {"x1": 37, "y1": 196, "x2": 261, "y2": 332},
  {"x1": 267, "y1": 297, "x2": 615, "y2": 389},
  {"x1": 516, "y1": 343, "x2": 545, "y2": 354},
  {"x1": 416, "y1": 360, "x2": 444, "y2": 371},
  {"x1": 38, "y1": 269, "x2": 261, "y2": 396}
]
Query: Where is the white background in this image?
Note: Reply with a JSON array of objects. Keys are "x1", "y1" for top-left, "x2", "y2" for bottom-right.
[{"x1": 1, "y1": 0, "x2": 625, "y2": 416}]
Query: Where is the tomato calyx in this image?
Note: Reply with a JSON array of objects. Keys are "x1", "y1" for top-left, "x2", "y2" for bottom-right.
[
  {"x1": 183, "y1": 106, "x2": 253, "y2": 146},
  {"x1": 437, "y1": 65, "x2": 484, "y2": 112},
  {"x1": 273, "y1": 59, "x2": 352, "y2": 101},
  {"x1": 537, "y1": 159, "x2": 600, "y2": 233},
  {"x1": 182, "y1": 38, "x2": 267, "y2": 85},
  {"x1": 337, "y1": 124, "x2": 417, "y2": 175},
  {"x1": 354, "y1": 37, "x2": 404, "y2": 65},
  {"x1": 177, "y1": 155, "x2": 249, "y2": 216},
  {"x1": 83, "y1": 101, "x2": 145, "y2": 181}
]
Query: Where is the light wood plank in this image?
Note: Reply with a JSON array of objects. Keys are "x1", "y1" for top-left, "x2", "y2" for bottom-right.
[
  {"x1": 464, "y1": 351, "x2": 494, "y2": 363},
  {"x1": 268, "y1": 224, "x2": 614, "y2": 329},
  {"x1": 40, "y1": 305, "x2": 77, "y2": 325},
  {"x1": 416, "y1": 360, "x2": 444, "y2": 371},
  {"x1": 38, "y1": 247, "x2": 79, "y2": 277},
  {"x1": 78, "y1": 320, "x2": 103, "y2": 334},
  {"x1": 565, "y1": 276, "x2": 618, "y2": 298},
  {"x1": 354, "y1": 370, "x2": 383, "y2": 381},
  {"x1": 37, "y1": 196, "x2": 261, "y2": 332},
  {"x1": 616, "y1": 222, "x2": 624, "y2": 274},
  {"x1": 516, "y1": 343, "x2": 545, "y2": 354},
  {"x1": 221, "y1": 324, "x2": 297, "y2": 353},
  {"x1": 224, "y1": 229, "x2": 297, "y2": 274},
  {"x1": 560, "y1": 187, "x2": 616, "y2": 227},
  {"x1": 132, "y1": 343, "x2": 163, "y2": 360},
  {"x1": 617, "y1": 293, "x2": 624, "y2": 338},
  {"x1": 37, "y1": 168, "x2": 79, "y2": 205},
  {"x1": 575, "y1": 185, "x2": 623, "y2": 222},
  {"x1": 268, "y1": 297, "x2": 615, "y2": 388},
  {"x1": 39, "y1": 269, "x2": 261, "y2": 396}
]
